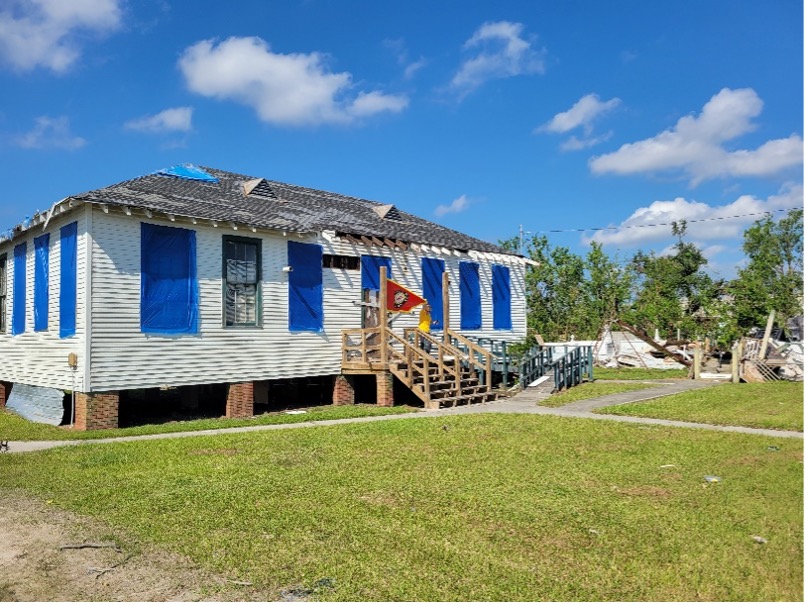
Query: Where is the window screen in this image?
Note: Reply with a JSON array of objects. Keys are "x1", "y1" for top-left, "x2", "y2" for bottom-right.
[
  {"x1": 223, "y1": 236, "x2": 261, "y2": 327},
  {"x1": 141, "y1": 223, "x2": 199, "y2": 334},
  {"x1": 421, "y1": 257, "x2": 445, "y2": 329},
  {"x1": 34, "y1": 233, "x2": 49, "y2": 332},
  {"x1": 492, "y1": 264, "x2": 512, "y2": 330},
  {"x1": 459, "y1": 261, "x2": 481, "y2": 331}
]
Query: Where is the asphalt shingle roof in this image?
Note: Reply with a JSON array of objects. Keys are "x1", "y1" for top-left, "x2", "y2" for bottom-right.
[{"x1": 73, "y1": 166, "x2": 510, "y2": 254}]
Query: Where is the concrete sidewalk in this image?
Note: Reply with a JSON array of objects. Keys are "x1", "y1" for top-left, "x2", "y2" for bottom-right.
[{"x1": 4, "y1": 379, "x2": 802, "y2": 454}]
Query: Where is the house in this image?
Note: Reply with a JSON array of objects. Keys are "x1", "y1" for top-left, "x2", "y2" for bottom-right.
[{"x1": 0, "y1": 164, "x2": 531, "y2": 429}]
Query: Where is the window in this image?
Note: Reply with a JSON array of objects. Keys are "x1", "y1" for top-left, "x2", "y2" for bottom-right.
[
  {"x1": 59, "y1": 222, "x2": 77, "y2": 338},
  {"x1": 223, "y1": 235, "x2": 261, "y2": 327},
  {"x1": 288, "y1": 241, "x2": 323, "y2": 332},
  {"x1": 34, "y1": 233, "x2": 49, "y2": 332},
  {"x1": 323, "y1": 254, "x2": 360, "y2": 270},
  {"x1": 141, "y1": 223, "x2": 199, "y2": 334},
  {"x1": 459, "y1": 261, "x2": 481, "y2": 330},
  {"x1": 360, "y1": 255, "x2": 392, "y2": 328},
  {"x1": 492, "y1": 264, "x2": 512, "y2": 330},
  {"x1": 0, "y1": 253, "x2": 6, "y2": 333},
  {"x1": 421, "y1": 257, "x2": 445, "y2": 329},
  {"x1": 12, "y1": 243, "x2": 26, "y2": 335}
]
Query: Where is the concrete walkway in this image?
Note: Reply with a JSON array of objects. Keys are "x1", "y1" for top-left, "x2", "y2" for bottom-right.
[{"x1": 4, "y1": 379, "x2": 802, "y2": 454}]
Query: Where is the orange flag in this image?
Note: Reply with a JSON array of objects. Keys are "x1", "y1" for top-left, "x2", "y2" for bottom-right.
[{"x1": 386, "y1": 279, "x2": 425, "y2": 312}]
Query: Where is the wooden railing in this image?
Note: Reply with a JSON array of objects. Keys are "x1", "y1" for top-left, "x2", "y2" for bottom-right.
[
  {"x1": 552, "y1": 345, "x2": 594, "y2": 391},
  {"x1": 445, "y1": 329, "x2": 493, "y2": 391},
  {"x1": 518, "y1": 344, "x2": 593, "y2": 391}
]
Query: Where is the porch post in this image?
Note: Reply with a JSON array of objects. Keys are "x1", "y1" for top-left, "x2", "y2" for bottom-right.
[
  {"x1": 379, "y1": 266, "x2": 388, "y2": 364},
  {"x1": 442, "y1": 270, "x2": 450, "y2": 345}
]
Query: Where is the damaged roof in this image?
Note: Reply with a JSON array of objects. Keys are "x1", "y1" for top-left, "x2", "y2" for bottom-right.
[{"x1": 71, "y1": 164, "x2": 511, "y2": 254}]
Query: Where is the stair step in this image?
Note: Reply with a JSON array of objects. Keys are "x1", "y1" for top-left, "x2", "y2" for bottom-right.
[{"x1": 430, "y1": 391, "x2": 497, "y2": 408}]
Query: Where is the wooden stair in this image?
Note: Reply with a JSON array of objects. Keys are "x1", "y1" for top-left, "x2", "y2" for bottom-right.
[{"x1": 389, "y1": 357, "x2": 498, "y2": 409}]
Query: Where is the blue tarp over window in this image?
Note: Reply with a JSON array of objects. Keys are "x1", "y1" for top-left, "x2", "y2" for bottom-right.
[
  {"x1": 288, "y1": 241, "x2": 323, "y2": 332},
  {"x1": 421, "y1": 257, "x2": 444, "y2": 329},
  {"x1": 59, "y1": 222, "x2": 77, "y2": 338},
  {"x1": 34, "y1": 233, "x2": 49, "y2": 332},
  {"x1": 492, "y1": 264, "x2": 512, "y2": 330},
  {"x1": 141, "y1": 223, "x2": 199, "y2": 334},
  {"x1": 460, "y1": 261, "x2": 481, "y2": 330},
  {"x1": 12, "y1": 243, "x2": 26, "y2": 335},
  {"x1": 361, "y1": 255, "x2": 392, "y2": 291}
]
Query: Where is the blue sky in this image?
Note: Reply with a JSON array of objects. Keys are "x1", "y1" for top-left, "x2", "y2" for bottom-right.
[{"x1": 0, "y1": 0, "x2": 802, "y2": 278}]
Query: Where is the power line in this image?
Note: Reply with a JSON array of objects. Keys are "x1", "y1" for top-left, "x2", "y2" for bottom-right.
[{"x1": 538, "y1": 206, "x2": 803, "y2": 234}]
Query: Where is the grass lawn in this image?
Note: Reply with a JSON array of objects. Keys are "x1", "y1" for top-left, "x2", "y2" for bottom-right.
[
  {"x1": 593, "y1": 367, "x2": 689, "y2": 380},
  {"x1": 0, "y1": 414, "x2": 801, "y2": 601},
  {"x1": 597, "y1": 382, "x2": 804, "y2": 431},
  {"x1": 540, "y1": 381, "x2": 660, "y2": 407},
  {"x1": 0, "y1": 404, "x2": 418, "y2": 441}
]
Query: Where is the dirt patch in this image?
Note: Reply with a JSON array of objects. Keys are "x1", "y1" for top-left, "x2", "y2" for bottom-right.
[{"x1": 0, "y1": 491, "x2": 263, "y2": 602}]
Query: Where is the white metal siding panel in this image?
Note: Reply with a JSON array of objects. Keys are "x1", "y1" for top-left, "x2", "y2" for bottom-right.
[
  {"x1": 0, "y1": 211, "x2": 88, "y2": 391},
  {"x1": 89, "y1": 212, "x2": 527, "y2": 391}
]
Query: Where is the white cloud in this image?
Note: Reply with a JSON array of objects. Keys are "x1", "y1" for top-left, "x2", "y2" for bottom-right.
[
  {"x1": 178, "y1": 36, "x2": 408, "y2": 127},
  {"x1": 125, "y1": 107, "x2": 193, "y2": 133},
  {"x1": 560, "y1": 131, "x2": 614, "y2": 152},
  {"x1": 435, "y1": 194, "x2": 470, "y2": 217},
  {"x1": 585, "y1": 183, "x2": 804, "y2": 247},
  {"x1": 16, "y1": 116, "x2": 86, "y2": 150},
  {"x1": 0, "y1": 0, "x2": 122, "y2": 73},
  {"x1": 540, "y1": 94, "x2": 621, "y2": 135},
  {"x1": 384, "y1": 37, "x2": 427, "y2": 79},
  {"x1": 450, "y1": 21, "x2": 545, "y2": 97},
  {"x1": 589, "y1": 88, "x2": 804, "y2": 185}
]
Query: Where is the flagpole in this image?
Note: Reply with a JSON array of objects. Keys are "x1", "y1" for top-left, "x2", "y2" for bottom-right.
[{"x1": 379, "y1": 265, "x2": 388, "y2": 365}]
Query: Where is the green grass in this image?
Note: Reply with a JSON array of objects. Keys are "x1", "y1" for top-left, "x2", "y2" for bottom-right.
[
  {"x1": 0, "y1": 404, "x2": 418, "y2": 441},
  {"x1": 540, "y1": 381, "x2": 660, "y2": 407},
  {"x1": 597, "y1": 382, "x2": 804, "y2": 431},
  {"x1": 593, "y1": 367, "x2": 689, "y2": 380},
  {"x1": 0, "y1": 414, "x2": 801, "y2": 601}
]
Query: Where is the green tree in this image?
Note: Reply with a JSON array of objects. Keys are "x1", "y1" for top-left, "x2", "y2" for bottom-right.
[
  {"x1": 502, "y1": 235, "x2": 635, "y2": 341},
  {"x1": 729, "y1": 209, "x2": 803, "y2": 331},
  {"x1": 625, "y1": 222, "x2": 717, "y2": 340}
]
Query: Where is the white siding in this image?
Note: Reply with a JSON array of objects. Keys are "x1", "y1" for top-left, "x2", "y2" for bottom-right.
[
  {"x1": 89, "y1": 209, "x2": 527, "y2": 391},
  {"x1": 0, "y1": 210, "x2": 88, "y2": 391}
]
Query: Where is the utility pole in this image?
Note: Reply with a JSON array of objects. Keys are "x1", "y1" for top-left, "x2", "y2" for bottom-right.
[{"x1": 519, "y1": 224, "x2": 531, "y2": 255}]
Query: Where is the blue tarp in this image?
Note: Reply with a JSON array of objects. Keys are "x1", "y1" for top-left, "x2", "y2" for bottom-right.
[
  {"x1": 421, "y1": 257, "x2": 444, "y2": 329},
  {"x1": 12, "y1": 242, "x2": 26, "y2": 335},
  {"x1": 34, "y1": 233, "x2": 49, "y2": 332},
  {"x1": 288, "y1": 241, "x2": 323, "y2": 332},
  {"x1": 59, "y1": 222, "x2": 77, "y2": 338},
  {"x1": 140, "y1": 223, "x2": 199, "y2": 334},
  {"x1": 460, "y1": 261, "x2": 481, "y2": 330},
  {"x1": 492, "y1": 264, "x2": 512, "y2": 330},
  {"x1": 153, "y1": 163, "x2": 219, "y2": 183},
  {"x1": 361, "y1": 255, "x2": 392, "y2": 291}
]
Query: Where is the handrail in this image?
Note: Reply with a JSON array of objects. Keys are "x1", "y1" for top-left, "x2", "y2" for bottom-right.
[
  {"x1": 445, "y1": 329, "x2": 493, "y2": 390},
  {"x1": 519, "y1": 344, "x2": 593, "y2": 391}
]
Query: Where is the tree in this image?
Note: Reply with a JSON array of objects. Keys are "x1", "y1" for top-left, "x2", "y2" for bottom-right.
[
  {"x1": 729, "y1": 209, "x2": 804, "y2": 331},
  {"x1": 502, "y1": 235, "x2": 634, "y2": 341},
  {"x1": 625, "y1": 222, "x2": 717, "y2": 340}
]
